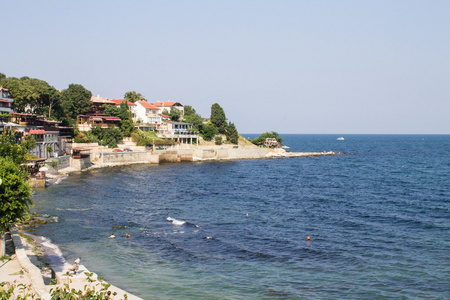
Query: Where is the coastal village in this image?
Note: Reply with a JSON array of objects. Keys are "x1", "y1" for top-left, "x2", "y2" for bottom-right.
[
  {"x1": 1, "y1": 80, "x2": 336, "y2": 299},
  {"x1": 1, "y1": 82, "x2": 336, "y2": 188}
]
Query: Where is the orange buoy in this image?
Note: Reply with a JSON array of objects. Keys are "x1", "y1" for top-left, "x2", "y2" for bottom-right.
[{"x1": 307, "y1": 236, "x2": 311, "y2": 241}]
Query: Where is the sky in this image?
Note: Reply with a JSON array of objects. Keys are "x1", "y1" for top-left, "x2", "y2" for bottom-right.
[{"x1": 2, "y1": 0, "x2": 449, "y2": 134}]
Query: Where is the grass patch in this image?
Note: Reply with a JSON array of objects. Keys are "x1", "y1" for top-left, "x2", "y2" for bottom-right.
[{"x1": 0, "y1": 254, "x2": 11, "y2": 262}]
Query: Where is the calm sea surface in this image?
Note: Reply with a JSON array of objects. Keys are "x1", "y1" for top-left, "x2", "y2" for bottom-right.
[{"x1": 31, "y1": 135, "x2": 450, "y2": 299}]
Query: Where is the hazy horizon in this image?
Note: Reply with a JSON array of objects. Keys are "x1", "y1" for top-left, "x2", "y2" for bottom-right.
[{"x1": 2, "y1": 1, "x2": 449, "y2": 134}]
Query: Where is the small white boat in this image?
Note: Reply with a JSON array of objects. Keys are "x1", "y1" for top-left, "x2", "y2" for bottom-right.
[{"x1": 337, "y1": 137, "x2": 344, "y2": 141}]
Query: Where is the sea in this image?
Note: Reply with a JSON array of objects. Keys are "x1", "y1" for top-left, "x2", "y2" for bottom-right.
[{"x1": 30, "y1": 134, "x2": 450, "y2": 299}]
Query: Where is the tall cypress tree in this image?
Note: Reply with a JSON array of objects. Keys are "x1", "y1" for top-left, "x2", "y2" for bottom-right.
[
  {"x1": 226, "y1": 122, "x2": 239, "y2": 144},
  {"x1": 210, "y1": 103, "x2": 227, "y2": 134}
]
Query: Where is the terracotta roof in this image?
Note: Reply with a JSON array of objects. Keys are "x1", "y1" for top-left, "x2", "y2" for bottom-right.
[
  {"x1": 29, "y1": 129, "x2": 46, "y2": 135},
  {"x1": 110, "y1": 99, "x2": 137, "y2": 106},
  {"x1": 153, "y1": 101, "x2": 181, "y2": 107},
  {"x1": 0, "y1": 99, "x2": 13, "y2": 103},
  {"x1": 137, "y1": 101, "x2": 159, "y2": 110},
  {"x1": 91, "y1": 96, "x2": 115, "y2": 104}
]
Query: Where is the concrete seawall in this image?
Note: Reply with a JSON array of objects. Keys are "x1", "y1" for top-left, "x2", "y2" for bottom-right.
[{"x1": 54, "y1": 145, "x2": 339, "y2": 174}]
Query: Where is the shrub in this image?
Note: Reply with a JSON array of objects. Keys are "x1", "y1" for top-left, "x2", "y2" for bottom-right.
[{"x1": 215, "y1": 135, "x2": 223, "y2": 145}]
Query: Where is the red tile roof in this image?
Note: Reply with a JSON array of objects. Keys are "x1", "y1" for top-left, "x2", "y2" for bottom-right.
[
  {"x1": 154, "y1": 101, "x2": 180, "y2": 107},
  {"x1": 29, "y1": 129, "x2": 46, "y2": 135},
  {"x1": 91, "y1": 96, "x2": 114, "y2": 104},
  {"x1": 110, "y1": 99, "x2": 137, "y2": 106},
  {"x1": 137, "y1": 101, "x2": 160, "y2": 110}
]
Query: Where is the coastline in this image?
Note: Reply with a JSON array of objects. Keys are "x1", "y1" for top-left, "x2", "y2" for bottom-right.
[
  {"x1": 0, "y1": 226, "x2": 143, "y2": 300},
  {"x1": 51, "y1": 147, "x2": 341, "y2": 177},
  {"x1": 10, "y1": 147, "x2": 340, "y2": 298}
]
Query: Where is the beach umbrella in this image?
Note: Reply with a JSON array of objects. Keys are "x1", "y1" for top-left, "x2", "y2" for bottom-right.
[{"x1": 39, "y1": 167, "x2": 49, "y2": 172}]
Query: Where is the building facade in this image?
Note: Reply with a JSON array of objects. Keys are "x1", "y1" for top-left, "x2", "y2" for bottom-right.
[
  {"x1": 0, "y1": 87, "x2": 14, "y2": 114},
  {"x1": 135, "y1": 101, "x2": 162, "y2": 127}
]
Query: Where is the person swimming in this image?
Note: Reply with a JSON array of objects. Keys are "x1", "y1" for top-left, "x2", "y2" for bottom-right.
[{"x1": 109, "y1": 233, "x2": 115, "y2": 238}]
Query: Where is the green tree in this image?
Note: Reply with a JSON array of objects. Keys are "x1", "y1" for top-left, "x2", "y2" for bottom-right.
[
  {"x1": 91, "y1": 125, "x2": 103, "y2": 138},
  {"x1": 0, "y1": 131, "x2": 32, "y2": 237},
  {"x1": 251, "y1": 131, "x2": 283, "y2": 145},
  {"x1": 0, "y1": 72, "x2": 6, "y2": 84},
  {"x1": 168, "y1": 108, "x2": 181, "y2": 121},
  {"x1": 61, "y1": 84, "x2": 93, "y2": 119},
  {"x1": 103, "y1": 102, "x2": 134, "y2": 136},
  {"x1": 0, "y1": 131, "x2": 27, "y2": 165},
  {"x1": 0, "y1": 157, "x2": 32, "y2": 234},
  {"x1": 21, "y1": 135, "x2": 36, "y2": 152},
  {"x1": 124, "y1": 91, "x2": 145, "y2": 103},
  {"x1": 214, "y1": 135, "x2": 223, "y2": 145},
  {"x1": 201, "y1": 123, "x2": 218, "y2": 141},
  {"x1": 40, "y1": 86, "x2": 62, "y2": 118},
  {"x1": 210, "y1": 103, "x2": 227, "y2": 134},
  {"x1": 184, "y1": 105, "x2": 196, "y2": 117},
  {"x1": 103, "y1": 126, "x2": 123, "y2": 148},
  {"x1": 184, "y1": 113, "x2": 204, "y2": 130},
  {"x1": 183, "y1": 105, "x2": 203, "y2": 129},
  {"x1": 226, "y1": 122, "x2": 239, "y2": 144},
  {"x1": 1, "y1": 77, "x2": 52, "y2": 113}
]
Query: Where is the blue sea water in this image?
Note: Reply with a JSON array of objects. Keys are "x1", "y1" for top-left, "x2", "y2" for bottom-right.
[{"x1": 31, "y1": 135, "x2": 450, "y2": 299}]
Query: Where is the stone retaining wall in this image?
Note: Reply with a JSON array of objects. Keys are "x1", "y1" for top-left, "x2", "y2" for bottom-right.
[
  {"x1": 10, "y1": 228, "x2": 50, "y2": 299},
  {"x1": 93, "y1": 151, "x2": 160, "y2": 165},
  {"x1": 45, "y1": 156, "x2": 70, "y2": 173}
]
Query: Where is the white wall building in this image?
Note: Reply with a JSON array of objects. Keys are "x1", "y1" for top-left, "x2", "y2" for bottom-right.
[
  {"x1": 135, "y1": 101, "x2": 162, "y2": 125},
  {"x1": 153, "y1": 101, "x2": 184, "y2": 115},
  {"x1": 0, "y1": 87, "x2": 14, "y2": 114}
]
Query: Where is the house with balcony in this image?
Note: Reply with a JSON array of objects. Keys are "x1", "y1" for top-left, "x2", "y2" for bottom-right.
[
  {"x1": 75, "y1": 95, "x2": 123, "y2": 131},
  {"x1": 0, "y1": 87, "x2": 14, "y2": 114},
  {"x1": 153, "y1": 101, "x2": 184, "y2": 115},
  {"x1": 135, "y1": 101, "x2": 162, "y2": 129},
  {"x1": 3, "y1": 113, "x2": 74, "y2": 158},
  {"x1": 157, "y1": 121, "x2": 198, "y2": 144},
  {"x1": 91, "y1": 95, "x2": 115, "y2": 113},
  {"x1": 76, "y1": 114, "x2": 121, "y2": 131}
]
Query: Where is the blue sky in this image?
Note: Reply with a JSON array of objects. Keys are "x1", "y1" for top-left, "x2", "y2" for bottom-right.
[{"x1": 2, "y1": 1, "x2": 449, "y2": 134}]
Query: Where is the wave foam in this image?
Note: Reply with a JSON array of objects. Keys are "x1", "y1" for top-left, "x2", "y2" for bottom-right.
[
  {"x1": 37, "y1": 236, "x2": 69, "y2": 267},
  {"x1": 167, "y1": 217, "x2": 186, "y2": 226}
]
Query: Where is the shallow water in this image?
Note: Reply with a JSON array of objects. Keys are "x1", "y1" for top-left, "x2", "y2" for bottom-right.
[{"x1": 32, "y1": 135, "x2": 450, "y2": 299}]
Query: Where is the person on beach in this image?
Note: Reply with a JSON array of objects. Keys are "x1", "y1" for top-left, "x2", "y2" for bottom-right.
[
  {"x1": 109, "y1": 233, "x2": 115, "y2": 238},
  {"x1": 67, "y1": 258, "x2": 80, "y2": 274}
]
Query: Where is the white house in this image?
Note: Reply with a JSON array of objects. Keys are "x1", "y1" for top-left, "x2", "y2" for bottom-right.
[
  {"x1": 0, "y1": 87, "x2": 14, "y2": 114},
  {"x1": 153, "y1": 101, "x2": 184, "y2": 115},
  {"x1": 135, "y1": 101, "x2": 162, "y2": 126},
  {"x1": 157, "y1": 121, "x2": 198, "y2": 144}
]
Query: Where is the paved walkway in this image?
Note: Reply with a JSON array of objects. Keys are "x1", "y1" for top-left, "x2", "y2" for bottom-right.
[{"x1": 1, "y1": 229, "x2": 142, "y2": 300}]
